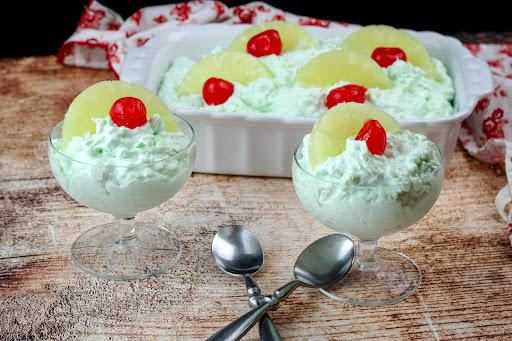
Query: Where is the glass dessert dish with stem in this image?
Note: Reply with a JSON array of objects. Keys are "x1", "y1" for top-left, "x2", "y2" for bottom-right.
[
  {"x1": 292, "y1": 141, "x2": 444, "y2": 306},
  {"x1": 48, "y1": 114, "x2": 196, "y2": 280}
]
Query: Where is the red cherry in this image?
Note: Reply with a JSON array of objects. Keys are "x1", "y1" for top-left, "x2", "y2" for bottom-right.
[
  {"x1": 325, "y1": 85, "x2": 367, "y2": 109},
  {"x1": 247, "y1": 29, "x2": 282, "y2": 57},
  {"x1": 203, "y1": 77, "x2": 234, "y2": 105},
  {"x1": 371, "y1": 47, "x2": 407, "y2": 68},
  {"x1": 355, "y1": 119, "x2": 387, "y2": 155},
  {"x1": 109, "y1": 97, "x2": 147, "y2": 129}
]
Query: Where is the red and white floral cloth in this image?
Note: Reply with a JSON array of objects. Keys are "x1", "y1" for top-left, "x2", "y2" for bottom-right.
[
  {"x1": 57, "y1": 1, "x2": 354, "y2": 76},
  {"x1": 57, "y1": 1, "x2": 512, "y2": 246},
  {"x1": 460, "y1": 44, "x2": 512, "y2": 245}
]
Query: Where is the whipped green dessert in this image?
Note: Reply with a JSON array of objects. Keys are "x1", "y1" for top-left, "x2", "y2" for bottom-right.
[
  {"x1": 158, "y1": 36, "x2": 455, "y2": 120},
  {"x1": 49, "y1": 115, "x2": 192, "y2": 218},
  {"x1": 159, "y1": 37, "x2": 341, "y2": 117},
  {"x1": 299, "y1": 129, "x2": 440, "y2": 188},
  {"x1": 368, "y1": 59, "x2": 455, "y2": 119},
  {"x1": 293, "y1": 129, "x2": 444, "y2": 240},
  {"x1": 54, "y1": 114, "x2": 189, "y2": 168}
]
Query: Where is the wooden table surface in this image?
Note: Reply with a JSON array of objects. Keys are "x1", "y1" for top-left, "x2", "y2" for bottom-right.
[{"x1": 2, "y1": 32, "x2": 512, "y2": 340}]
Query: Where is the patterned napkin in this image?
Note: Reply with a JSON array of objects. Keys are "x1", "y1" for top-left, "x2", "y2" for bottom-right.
[
  {"x1": 459, "y1": 44, "x2": 512, "y2": 245},
  {"x1": 57, "y1": 1, "x2": 355, "y2": 76},
  {"x1": 57, "y1": 1, "x2": 512, "y2": 246}
]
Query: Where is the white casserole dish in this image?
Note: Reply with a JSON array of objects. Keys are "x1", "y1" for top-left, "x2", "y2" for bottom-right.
[{"x1": 120, "y1": 23, "x2": 493, "y2": 177}]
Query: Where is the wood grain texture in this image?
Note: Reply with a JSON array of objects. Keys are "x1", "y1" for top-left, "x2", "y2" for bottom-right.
[{"x1": 1, "y1": 32, "x2": 512, "y2": 340}]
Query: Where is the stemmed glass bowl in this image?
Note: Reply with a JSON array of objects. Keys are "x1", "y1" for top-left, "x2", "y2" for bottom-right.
[
  {"x1": 48, "y1": 114, "x2": 196, "y2": 280},
  {"x1": 292, "y1": 142, "x2": 444, "y2": 305}
]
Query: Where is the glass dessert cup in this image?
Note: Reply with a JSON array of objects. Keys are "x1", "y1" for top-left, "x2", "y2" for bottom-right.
[
  {"x1": 292, "y1": 143, "x2": 444, "y2": 305},
  {"x1": 48, "y1": 115, "x2": 196, "y2": 280}
]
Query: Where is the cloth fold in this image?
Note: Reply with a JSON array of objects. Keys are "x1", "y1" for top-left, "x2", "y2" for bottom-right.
[{"x1": 57, "y1": 1, "x2": 512, "y2": 246}]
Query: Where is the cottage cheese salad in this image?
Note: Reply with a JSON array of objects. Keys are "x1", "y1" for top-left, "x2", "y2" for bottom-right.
[
  {"x1": 158, "y1": 22, "x2": 455, "y2": 120},
  {"x1": 49, "y1": 80, "x2": 195, "y2": 218},
  {"x1": 292, "y1": 103, "x2": 443, "y2": 240}
]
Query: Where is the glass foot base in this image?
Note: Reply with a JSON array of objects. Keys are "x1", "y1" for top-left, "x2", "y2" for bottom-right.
[
  {"x1": 71, "y1": 222, "x2": 181, "y2": 280},
  {"x1": 320, "y1": 247, "x2": 421, "y2": 306}
]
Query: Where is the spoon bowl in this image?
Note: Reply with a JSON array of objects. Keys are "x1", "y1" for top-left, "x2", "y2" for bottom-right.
[
  {"x1": 212, "y1": 225, "x2": 264, "y2": 276},
  {"x1": 294, "y1": 234, "x2": 355, "y2": 287},
  {"x1": 212, "y1": 225, "x2": 281, "y2": 341}
]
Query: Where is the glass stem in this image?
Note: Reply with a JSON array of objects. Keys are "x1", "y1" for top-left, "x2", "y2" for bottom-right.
[
  {"x1": 356, "y1": 239, "x2": 379, "y2": 271},
  {"x1": 115, "y1": 217, "x2": 136, "y2": 245}
]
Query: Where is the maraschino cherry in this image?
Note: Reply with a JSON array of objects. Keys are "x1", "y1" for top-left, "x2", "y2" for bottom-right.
[
  {"x1": 326, "y1": 84, "x2": 367, "y2": 109},
  {"x1": 203, "y1": 77, "x2": 234, "y2": 105},
  {"x1": 355, "y1": 119, "x2": 387, "y2": 155},
  {"x1": 371, "y1": 47, "x2": 407, "y2": 68},
  {"x1": 109, "y1": 97, "x2": 147, "y2": 129},
  {"x1": 247, "y1": 29, "x2": 282, "y2": 57}
]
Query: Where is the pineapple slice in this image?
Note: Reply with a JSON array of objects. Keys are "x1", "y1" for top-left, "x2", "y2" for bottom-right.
[
  {"x1": 308, "y1": 102, "x2": 401, "y2": 169},
  {"x1": 62, "y1": 80, "x2": 178, "y2": 145},
  {"x1": 296, "y1": 50, "x2": 392, "y2": 89},
  {"x1": 177, "y1": 51, "x2": 272, "y2": 97},
  {"x1": 229, "y1": 21, "x2": 316, "y2": 54},
  {"x1": 341, "y1": 25, "x2": 432, "y2": 75}
]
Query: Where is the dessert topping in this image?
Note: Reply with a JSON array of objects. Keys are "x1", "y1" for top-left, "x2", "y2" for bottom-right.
[
  {"x1": 371, "y1": 47, "x2": 407, "y2": 68},
  {"x1": 247, "y1": 29, "x2": 283, "y2": 57},
  {"x1": 326, "y1": 85, "x2": 367, "y2": 109},
  {"x1": 202, "y1": 77, "x2": 234, "y2": 105},
  {"x1": 355, "y1": 119, "x2": 387, "y2": 155},
  {"x1": 109, "y1": 97, "x2": 147, "y2": 129}
]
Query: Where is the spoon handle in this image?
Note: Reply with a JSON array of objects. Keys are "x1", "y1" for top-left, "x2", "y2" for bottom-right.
[
  {"x1": 244, "y1": 274, "x2": 282, "y2": 341},
  {"x1": 244, "y1": 273, "x2": 261, "y2": 298},
  {"x1": 207, "y1": 280, "x2": 301, "y2": 341},
  {"x1": 259, "y1": 314, "x2": 282, "y2": 341},
  {"x1": 206, "y1": 298, "x2": 278, "y2": 341}
]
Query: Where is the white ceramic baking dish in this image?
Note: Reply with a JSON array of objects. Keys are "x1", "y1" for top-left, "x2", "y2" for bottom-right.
[{"x1": 120, "y1": 23, "x2": 493, "y2": 177}]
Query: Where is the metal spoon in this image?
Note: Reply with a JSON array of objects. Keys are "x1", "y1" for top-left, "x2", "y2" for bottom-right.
[
  {"x1": 212, "y1": 225, "x2": 281, "y2": 341},
  {"x1": 208, "y1": 233, "x2": 355, "y2": 341}
]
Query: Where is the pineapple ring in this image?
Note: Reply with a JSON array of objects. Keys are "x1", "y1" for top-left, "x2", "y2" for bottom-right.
[
  {"x1": 296, "y1": 50, "x2": 393, "y2": 90},
  {"x1": 229, "y1": 21, "x2": 316, "y2": 54},
  {"x1": 341, "y1": 25, "x2": 432, "y2": 75},
  {"x1": 62, "y1": 80, "x2": 179, "y2": 145},
  {"x1": 177, "y1": 51, "x2": 272, "y2": 97},
  {"x1": 308, "y1": 102, "x2": 401, "y2": 170}
]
